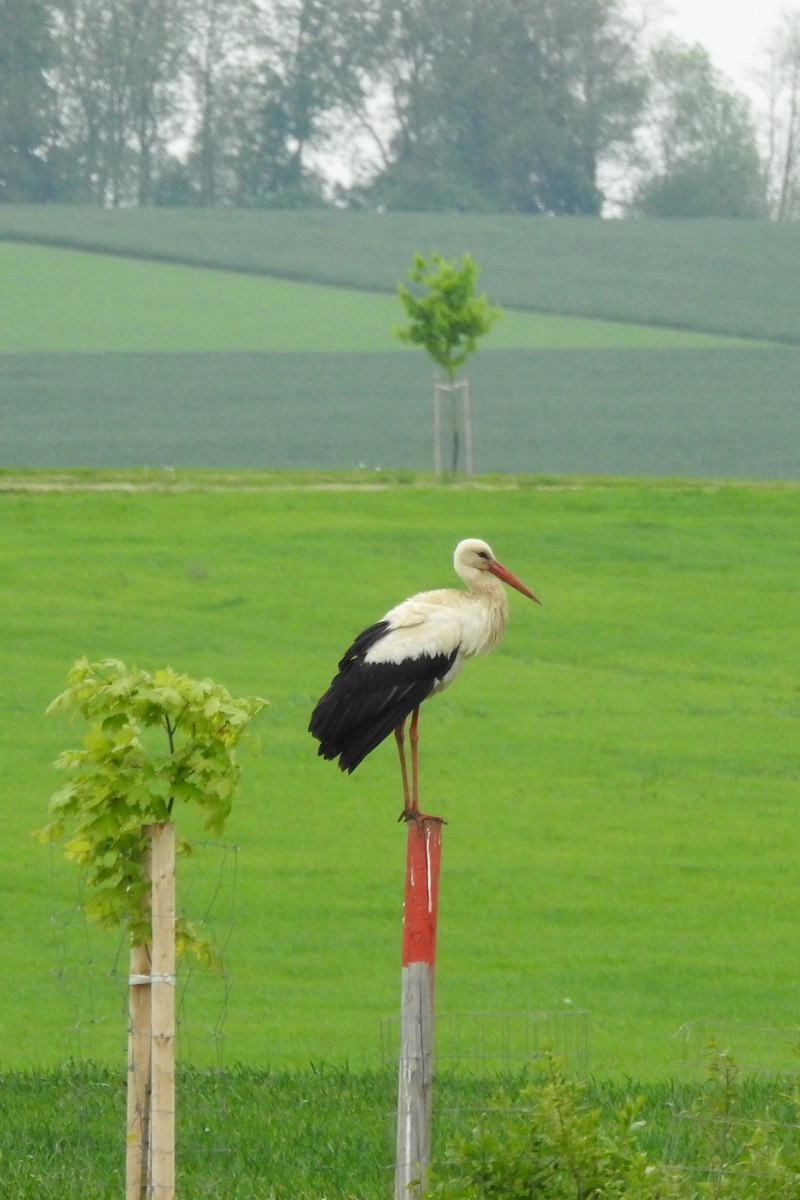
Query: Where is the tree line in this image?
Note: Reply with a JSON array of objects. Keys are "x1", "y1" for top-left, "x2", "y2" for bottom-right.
[{"x1": 3, "y1": 0, "x2": 800, "y2": 218}]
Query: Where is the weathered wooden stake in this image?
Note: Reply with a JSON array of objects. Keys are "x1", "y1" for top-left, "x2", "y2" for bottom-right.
[
  {"x1": 395, "y1": 817, "x2": 443, "y2": 1200},
  {"x1": 125, "y1": 823, "x2": 176, "y2": 1200},
  {"x1": 150, "y1": 821, "x2": 176, "y2": 1198},
  {"x1": 432, "y1": 378, "x2": 474, "y2": 477},
  {"x1": 432, "y1": 379, "x2": 444, "y2": 477},
  {"x1": 461, "y1": 380, "x2": 475, "y2": 476},
  {"x1": 126, "y1": 844, "x2": 152, "y2": 1200}
]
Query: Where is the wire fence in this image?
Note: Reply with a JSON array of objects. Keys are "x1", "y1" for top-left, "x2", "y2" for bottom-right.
[
  {"x1": 43, "y1": 858, "x2": 800, "y2": 1200},
  {"x1": 47, "y1": 840, "x2": 239, "y2": 1067},
  {"x1": 381, "y1": 1006, "x2": 589, "y2": 1075},
  {"x1": 659, "y1": 1020, "x2": 800, "y2": 1196},
  {"x1": 674, "y1": 1018, "x2": 800, "y2": 1079}
]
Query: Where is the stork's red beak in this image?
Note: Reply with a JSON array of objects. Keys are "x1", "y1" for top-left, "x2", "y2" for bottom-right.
[{"x1": 489, "y1": 560, "x2": 542, "y2": 604}]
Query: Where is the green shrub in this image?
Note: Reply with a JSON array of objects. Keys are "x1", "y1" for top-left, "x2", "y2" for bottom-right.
[
  {"x1": 426, "y1": 1052, "x2": 683, "y2": 1199},
  {"x1": 425, "y1": 1050, "x2": 800, "y2": 1200}
]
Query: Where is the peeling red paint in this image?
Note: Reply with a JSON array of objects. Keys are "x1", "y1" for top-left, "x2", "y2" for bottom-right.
[{"x1": 401, "y1": 818, "x2": 443, "y2": 968}]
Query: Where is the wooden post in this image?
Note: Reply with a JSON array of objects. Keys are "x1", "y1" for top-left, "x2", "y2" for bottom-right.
[
  {"x1": 395, "y1": 817, "x2": 443, "y2": 1200},
  {"x1": 150, "y1": 821, "x2": 176, "y2": 1199},
  {"x1": 432, "y1": 378, "x2": 473, "y2": 477},
  {"x1": 462, "y1": 378, "x2": 475, "y2": 477},
  {"x1": 125, "y1": 823, "x2": 176, "y2": 1200},
  {"x1": 126, "y1": 847, "x2": 152, "y2": 1200},
  {"x1": 432, "y1": 378, "x2": 443, "y2": 476}
]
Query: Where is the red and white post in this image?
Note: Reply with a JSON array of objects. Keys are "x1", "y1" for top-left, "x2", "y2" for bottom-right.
[{"x1": 394, "y1": 816, "x2": 444, "y2": 1200}]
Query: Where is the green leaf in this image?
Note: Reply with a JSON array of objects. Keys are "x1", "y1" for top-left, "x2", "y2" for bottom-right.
[
  {"x1": 395, "y1": 252, "x2": 501, "y2": 379},
  {"x1": 40, "y1": 657, "x2": 267, "y2": 968}
]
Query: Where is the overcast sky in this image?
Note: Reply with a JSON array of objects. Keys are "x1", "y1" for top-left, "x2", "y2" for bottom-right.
[{"x1": 657, "y1": 0, "x2": 788, "y2": 93}]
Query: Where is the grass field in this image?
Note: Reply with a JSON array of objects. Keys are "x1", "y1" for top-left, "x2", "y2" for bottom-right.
[
  {"x1": 3, "y1": 209, "x2": 799, "y2": 1195},
  {"x1": 2, "y1": 211, "x2": 797, "y2": 479},
  {"x1": 4, "y1": 1061, "x2": 800, "y2": 1199},
  {"x1": 2, "y1": 205, "x2": 800, "y2": 342},
  {"x1": 3, "y1": 475, "x2": 799, "y2": 1083},
  {"x1": 2, "y1": 243, "x2": 797, "y2": 479},
  {"x1": 2, "y1": 344, "x2": 798, "y2": 477},
  {"x1": 1, "y1": 242, "x2": 741, "y2": 353}
]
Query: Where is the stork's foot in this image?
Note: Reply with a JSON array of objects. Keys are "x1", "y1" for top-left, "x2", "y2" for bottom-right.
[{"x1": 398, "y1": 807, "x2": 447, "y2": 825}]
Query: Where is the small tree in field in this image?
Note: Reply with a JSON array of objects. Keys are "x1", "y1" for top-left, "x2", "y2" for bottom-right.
[
  {"x1": 396, "y1": 252, "x2": 501, "y2": 382},
  {"x1": 38, "y1": 657, "x2": 267, "y2": 959},
  {"x1": 395, "y1": 252, "x2": 501, "y2": 475},
  {"x1": 38, "y1": 657, "x2": 267, "y2": 1200}
]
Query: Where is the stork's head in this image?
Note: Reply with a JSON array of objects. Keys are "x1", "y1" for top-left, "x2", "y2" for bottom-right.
[{"x1": 454, "y1": 539, "x2": 541, "y2": 603}]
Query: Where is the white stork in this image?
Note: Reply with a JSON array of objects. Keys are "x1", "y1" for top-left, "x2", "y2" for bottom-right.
[{"x1": 308, "y1": 538, "x2": 541, "y2": 820}]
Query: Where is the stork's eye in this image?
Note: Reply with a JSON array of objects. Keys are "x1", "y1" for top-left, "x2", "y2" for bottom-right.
[{"x1": 477, "y1": 550, "x2": 490, "y2": 560}]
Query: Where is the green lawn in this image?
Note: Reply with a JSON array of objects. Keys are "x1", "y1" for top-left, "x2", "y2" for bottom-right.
[
  {"x1": 3, "y1": 476, "x2": 799, "y2": 1080},
  {"x1": 0, "y1": 242, "x2": 743, "y2": 353}
]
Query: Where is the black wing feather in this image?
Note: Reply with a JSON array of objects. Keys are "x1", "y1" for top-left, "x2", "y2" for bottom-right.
[{"x1": 309, "y1": 620, "x2": 458, "y2": 773}]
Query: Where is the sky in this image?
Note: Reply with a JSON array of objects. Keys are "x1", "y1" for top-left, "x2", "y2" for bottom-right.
[{"x1": 657, "y1": 0, "x2": 789, "y2": 93}]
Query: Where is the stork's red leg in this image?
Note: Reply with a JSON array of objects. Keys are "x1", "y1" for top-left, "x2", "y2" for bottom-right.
[
  {"x1": 395, "y1": 721, "x2": 412, "y2": 818},
  {"x1": 397, "y1": 708, "x2": 446, "y2": 824},
  {"x1": 409, "y1": 707, "x2": 421, "y2": 814}
]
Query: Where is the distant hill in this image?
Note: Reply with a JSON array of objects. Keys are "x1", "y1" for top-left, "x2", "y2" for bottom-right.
[{"x1": 1, "y1": 206, "x2": 799, "y2": 344}]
